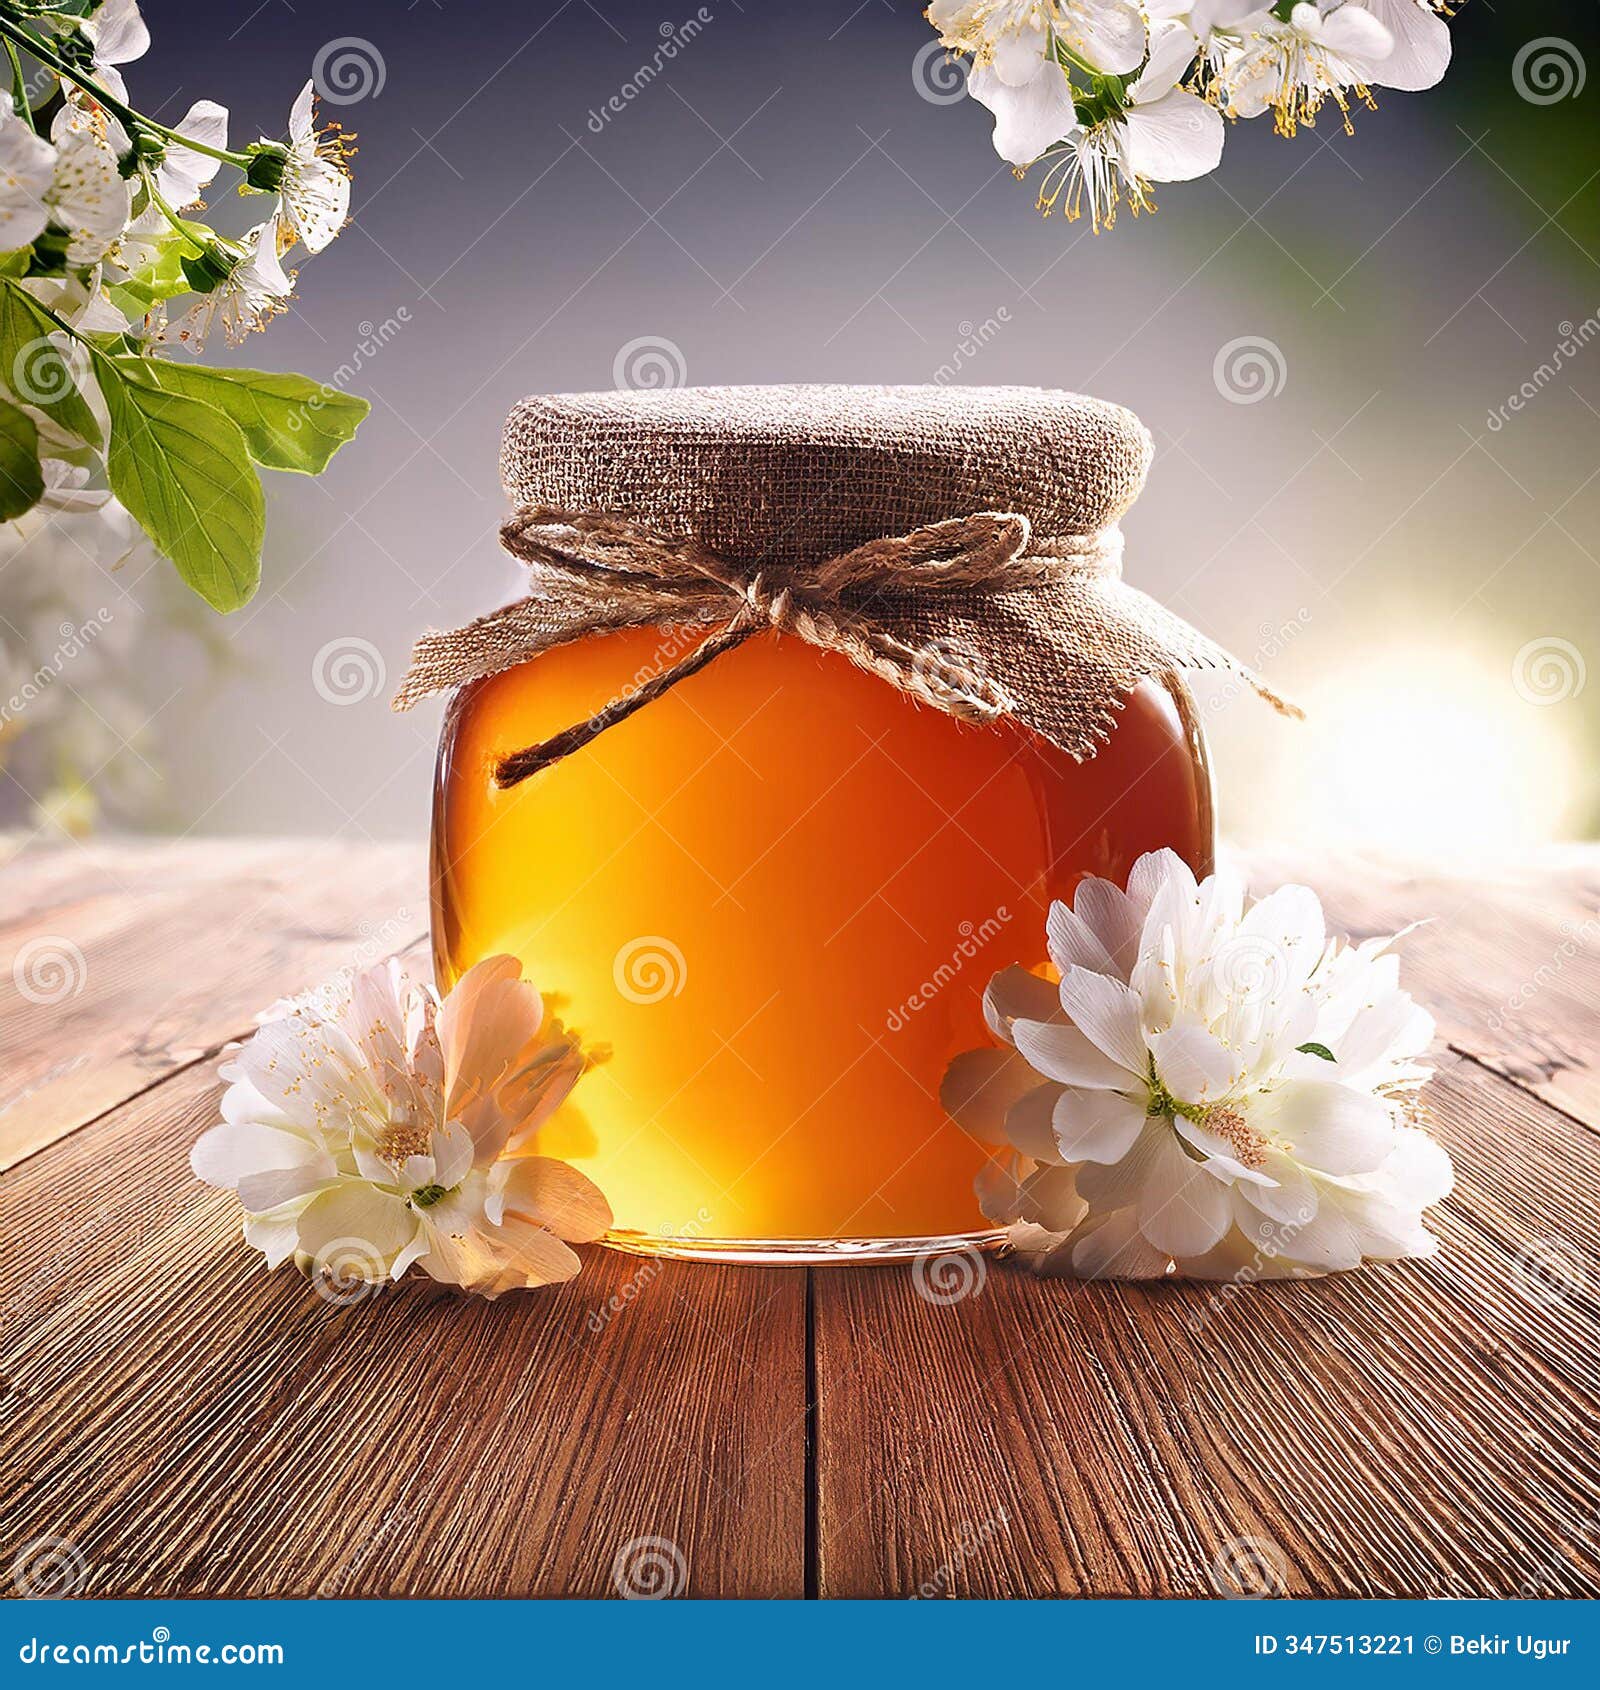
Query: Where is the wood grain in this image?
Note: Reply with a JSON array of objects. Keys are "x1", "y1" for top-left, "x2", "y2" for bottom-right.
[
  {"x1": 0, "y1": 1063, "x2": 806, "y2": 1598},
  {"x1": 2, "y1": 840, "x2": 1597, "y2": 1599},
  {"x1": 0, "y1": 840, "x2": 425, "y2": 1172},
  {"x1": 813, "y1": 1052, "x2": 1600, "y2": 1598}
]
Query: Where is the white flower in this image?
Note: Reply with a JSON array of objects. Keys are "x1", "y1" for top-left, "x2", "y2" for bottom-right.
[
  {"x1": 46, "y1": 104, "x2": 133, "y2": 266},
  {"x1": 274, "y1": 80, "x2": 352, "y2": 254},
  {"x1": 1361, "y1": 0, "x2": 1450, "y2": 92},
  {"x1": 0, "y1": 106, "x2": 131, "y2": 265},
  {"x1": 1180, "y1": 0, "x2": 1259, "y2": 37},
  {"x1": 931, "y1": 1, "x2": 1149, "y2": 166},
  {"x1": 1218, "y1": 3, "x2": 1396, "y2": 137},
  {"x1": 81, "y1": 0, "x2": 150, "y2": 105},
  {"x1": 163, "y1": 217, "x2": 293, "y2": 351},
  {"x1": 1032, "y1": 23, "x2": 1223, "y2": 230},
  {"x1": 0, "y1": 110, "x2": 57, "y2": 250},
  {"x1": 943, "y1": 849, "x2": 1451, "y2": 1281},
  {"x1": 191, "y1": 955, "x2": 613, "y2": 1299},
  {"x1": 153, "y1": 101, "x2": 229, "y2": 209},
  {"x1": 930, "y1": 0, "x2": 1148, "y2": 79}
]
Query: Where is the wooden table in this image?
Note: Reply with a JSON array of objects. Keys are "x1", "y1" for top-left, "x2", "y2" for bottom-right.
[{"x1": 3, "y1": 839, "x2": 1598, "y2": 1599}]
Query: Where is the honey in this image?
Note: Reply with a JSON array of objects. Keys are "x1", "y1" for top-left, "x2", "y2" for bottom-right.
[{"x1": 431, "y1": 625, "x2": 1214, "y2": 1257}]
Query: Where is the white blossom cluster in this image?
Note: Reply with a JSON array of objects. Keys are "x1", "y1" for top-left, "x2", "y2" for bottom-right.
[
  {"x1": 0, "y1": 1, "x2": 365, "y2": 826},
  {"x1": 927, "y1": 2, "x2": 1454, "y2": 229}
]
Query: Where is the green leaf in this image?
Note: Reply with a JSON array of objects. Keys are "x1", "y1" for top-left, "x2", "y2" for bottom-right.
[
  {"x1": 0, "y1": 394, "x2": 45, "y2": 520},
  {"x1": 0, "y1": 280, "x2": 102, "y2": 446},
  {"x1": 1295, "y1": 1042, "x2": 1337, "y2": 1064},
  {"x1": 114, "y1": 358, "x2": 370, "y2": 475},
  {"x1": 106, "y1": 240, "x2": 193, "y2": 315},
  {"x1": 95, "y1": 357, "x2": 264, "y2": 611}
]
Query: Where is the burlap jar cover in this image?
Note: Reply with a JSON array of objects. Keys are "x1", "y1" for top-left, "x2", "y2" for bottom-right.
[{"x1": 393, "y1": 385, "x2": 1294, "y2": 779}]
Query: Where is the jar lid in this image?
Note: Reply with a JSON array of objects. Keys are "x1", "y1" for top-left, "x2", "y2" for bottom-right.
[{"x1": 500, "y1": 384, "x2": 1153, "y2": 568}]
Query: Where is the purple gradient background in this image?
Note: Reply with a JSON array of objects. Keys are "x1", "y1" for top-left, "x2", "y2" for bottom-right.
[{"x1": 81, "y1": 1, "x2": 1600, "y2": 841}]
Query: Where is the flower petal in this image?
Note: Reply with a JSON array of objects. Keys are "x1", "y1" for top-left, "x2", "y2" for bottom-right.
[
  {"x1": 939, "y1": 1046, "x2": 1049, "y2": 1144},
  {"x1": 1004, "y1": 1080, "x2": 1071, "y2": 1162},
  {"x1": 1071, "y1": 875, "x2": 1143, "y2": 978},
  {"x1": 1046, "y1": 899, "x2": 1117, "y2": 976},
  {"x1": 1120, "y1": 88, "x2": 1225, "y2": 184},
  {"x1": 1067, "y1": 0, "x2": 1149, "y2": 76},
  {"x1": 1056, "y1": 965, "x2": 1149, "y2": 1075},
  {"x1": 437, "y1": 954, "x2": 544, "y2": 1116},
  {"x1": 191, "y1": 1120, "x2": 333, "y2": 1193},
  {"x1": 967, "y1": 62, "x2": 1078, "y2": 167},
  {"x1": 1238, "y1": 1188, "x2": 1363, "y2": 1272},
  {"x1": 1253, "y1": 1079, "x2": 1397, "y2": 1176},
  {"x1": 1014, "y1": 1163, "x2": 1086, "y2": 1232},
  {"x1": 1075, "y1": 1118, "x2": 1167, "y2": 1208},
  {"x1": 491, "y1": 1155, "x2": 613, "y2": 1242},
  {"x1": 1051, "y1": 1087, "x2": 1147, "y2": 1164},
  {"x1": 295, "y1": 1182, "x2": 420, "y2": 1276},
  {"x1": 422, "y1": 1209, "x2": 582, "y2": 1297},
  {"x1": 1148, "y1": 1018, "x2": 1238, "y2": 1104},
  {"x1": 1067, "y1": 1207, "x2": 1172, "y2": 1280},
  {"x1": 1363, "y1": 0, "x2": 1450, "y2": 91},
  {"x1": 983, "y1": 964, "x2": 1062, "y2": 1041},
  {"x1": 1012, "y1": 1015, "x2": 1134, "y2": 1089},
  {"x1": 242, "y1": 1203, "x2": 308, "y2": 1270}
]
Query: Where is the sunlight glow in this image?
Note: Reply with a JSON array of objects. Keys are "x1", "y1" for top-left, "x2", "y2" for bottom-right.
[{"x1": 1222, "y1": 644, "x2": 1583, "y2": 857}]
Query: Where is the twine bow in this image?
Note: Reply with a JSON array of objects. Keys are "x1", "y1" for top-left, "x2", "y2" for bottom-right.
[{"x1": 397, "y1": 505, "x2": 1126, "y2": 789}]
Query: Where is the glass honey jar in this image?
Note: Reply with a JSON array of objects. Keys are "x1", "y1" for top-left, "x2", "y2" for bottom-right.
[{"x1": 404, "y1": 386, "x2": 1270, "y2": 1263}]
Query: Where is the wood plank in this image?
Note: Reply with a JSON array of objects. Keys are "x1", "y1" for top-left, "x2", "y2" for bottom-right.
[
  {"x1": 1236, "y1": 846, "x2": 1600, "y2": 1130},
  {"x1": 0, "y1": 1061, "x2": 807, "y2": 1598},
  {"x1": 813, "y1": 1051, "x2": 1600, "y2": 1598},
  {"x1": 0, "y1": 840, "x2": 425, "y2": 1171}
]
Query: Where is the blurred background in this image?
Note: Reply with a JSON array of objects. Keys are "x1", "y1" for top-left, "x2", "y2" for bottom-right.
[{"x1": 2, "y1": 0, "x2": 1596, "y2": 859}]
